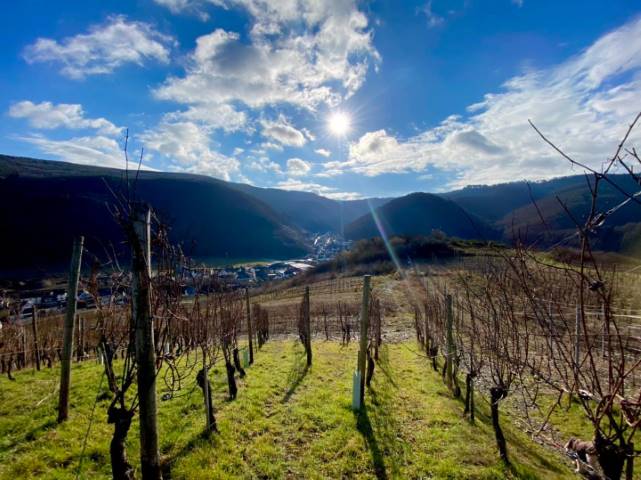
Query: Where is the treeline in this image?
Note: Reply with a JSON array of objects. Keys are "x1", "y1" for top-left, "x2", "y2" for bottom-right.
[{"x1": 314, "y1": 234, "x2": 493, "y2": 276}]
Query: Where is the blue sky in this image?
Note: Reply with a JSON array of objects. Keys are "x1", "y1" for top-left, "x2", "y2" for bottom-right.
[{"x1": 2, "y1": 0, "x2": 641, "y2": 199}]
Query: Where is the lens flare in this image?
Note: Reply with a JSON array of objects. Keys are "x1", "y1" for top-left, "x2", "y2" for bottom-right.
[{"x1": 328, "y1": 112, "x2": 351, "y2": 136}]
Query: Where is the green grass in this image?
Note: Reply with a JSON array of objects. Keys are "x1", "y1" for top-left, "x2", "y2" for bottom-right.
[{"x1": 0, "y1": 340, "x2": 575, "y2": 479}]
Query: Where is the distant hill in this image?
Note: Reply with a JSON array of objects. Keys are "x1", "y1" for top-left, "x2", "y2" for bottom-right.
[
  {"x1": 494, "y1": 177, "x2": 641, "y2": 252},
  {"x1": 443, "y1": 174, "x2": 640, "y2": 226},
  {"x1": 496, "y1": 177, "x2": 641, "y2": 231},
  {"x1": 345, "y1": 192, "x2": 498, "y2": 241},
  {"x1": 443, "y1": 175, "x2": 641, "y2": 252},
  {"x1": 441, "y1": 177, "x2": 581, "y2": 221},
  {"x1": 0, "y1": 155, "x2": 392, "y2": 277},
  {"x1": 0, "y1": 154, "x2": 391, "y2": 232},
  {"x1": 0, "y1": 155, "x2": 308, "y2": 274},
  {"x1": 226, "y1": 183, "x2": 390, "y2": 233},
  {"x1": 3, "y1": 154, "x2": 641, "y2": 277}
]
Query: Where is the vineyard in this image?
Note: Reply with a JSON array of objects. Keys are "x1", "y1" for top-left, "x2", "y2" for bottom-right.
[
  {"x1": 2, "y1": 121, "x2": 641, "y2": 480},
  {"x1": 1, "y1": 252, "x2": 640, "y2": 479}
]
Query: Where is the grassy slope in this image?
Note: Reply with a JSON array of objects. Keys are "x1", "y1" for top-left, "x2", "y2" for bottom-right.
[{"x1": 0, "y1": 341, "x2": 574, "y2": 479}]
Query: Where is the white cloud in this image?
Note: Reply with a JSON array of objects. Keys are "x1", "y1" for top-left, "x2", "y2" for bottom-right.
[
  {"x1": 17, "y1": 134, "x2": 145, "y2": 169},
  {"x1": 286, "y1": 158, "x2": 311, "y2": 177},
  {"x1": 23, "y1": 15, "x2": 175, "y2": 79},
  {"x1": 275, "y1": 178, "x2": 362, "y2": 200},
  {"x1": 154, "y1": 1, "x2": 379, "y2": 111},
  {"x1": 261, "y1": 142, "x2": 284, "y2": 151},
  {"x1": 236, "y1": 173, "x2": 254, "y2": 185},
  {"x1": 326, "y1": 17, "x2": 641, "y2": 187},
  {"x1": 419, "y1": 1, "x2": 444, "y2": 28},
  {"x1": 302, "y1": 128, "x2": 316, "y2": 141},
  {"x1": 315, "y1": 148, "x2": 331, "y2": 157},
  {"x1": 314, "y1": 169, "x2": 342, "y2": 178},
  {"x1": 140, "y1": 121, "x2": 239, "y2": 180},
  {"x1": 8, "y1": 101, "x2": 121, "y2": 135},
  {"x1": 247, "y1": 155, "x2": 282, "y2": 174},
  {"x1": 154, "y1": 0, "x2": 211, "y2": 19},
  {"x1": 165, "y1": 104, "x2": 247, "y2": 133},
  {"x1": 260, "y1": 115, "x2": 307, "y2": 147}
]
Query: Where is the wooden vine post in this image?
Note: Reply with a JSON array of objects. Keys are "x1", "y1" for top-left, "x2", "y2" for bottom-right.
[
  {"x1": 131, "y1": 205, "x2": 162, "y2": 479},
  {"x1": 202, "y1": 348, "x2": 212, "y2": 432},
  {"x1": 21, "y1": 327, "x2": 27, "y2": 369},
  {"x1": 424, "y1": 280, "x2": 430, "y2": 353},
  {"x1": 76, "y1": 314, "x2": 85, "y2": 362},
  {"x1": 245, "y1": 288, "x2": 254, "y2": 365},
  {"x1": 574, "y1": 302, "x2": 581, "y2": 374},
  {"x1": 57, "y1": 236, "x2": 84, "y2": 423},
  {"x1": 354, "y1": 275, "x2": 371, "y2": 410},
  {"x1": 374, "y1": 298, "x2": 382, "y2": 361},
  {"x1": 445, "y1": 294, "x2": 454, "y2": 391},
  {"x1": 304, "y1": 286, "x2": 312, "y2": 367},
  {"x1": 601, "y1": 302, "x2": 606, "y2": 359},
  {"x1": 31, "y1": 307, "x2": 40, "y2": 371}
]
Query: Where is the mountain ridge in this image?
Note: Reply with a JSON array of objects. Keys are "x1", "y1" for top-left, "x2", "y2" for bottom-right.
[
  {"x1": 345, "y1": 192, "x2": 499, "y2": 242},
  {"x1": 0, "y1": 155, "x2": 309, "y2": 274},
  {"x1": 3, "y1": 154, "x2": 641, "y2": 276}
]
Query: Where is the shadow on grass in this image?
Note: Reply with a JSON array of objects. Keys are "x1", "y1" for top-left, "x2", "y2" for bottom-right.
[
  {"x1": 282, "y1": 349, "x2": 309, "y2": 403},
  {"x1": 355, "y1": 406, "x2": 388, "y2": 480},
  {"x1": 433, "y1": 368, "x2": 567, "y2": 477},
  {"x1": 0, "y1": 417, "x2": 57, "y2": 453},
  {"x1": 503, "y1": 425, "x2": 565, "y2": 475},
  {"x1": 353, "y1": 345, "x2": 405, "y2": 480},
  {"x1": 374, "y1": 347, "x2": 397, "y2": 389},
  {"x1": 459, "y1": 393, "x2": 565, "y2": 475},
  {"x1": 161, "y1": 429, "x2": 221, "y2": 480}
]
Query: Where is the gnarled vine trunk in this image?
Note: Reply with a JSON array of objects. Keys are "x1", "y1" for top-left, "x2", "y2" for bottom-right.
[
  {"x1": 107, "y1": 405, "x2": 135, "y2": 480},
  {"x1": 366, "y1": 349, "x2": 375, "y2": 387},
  {"x1": 429, "y1": 345, "x2": 438, "y2": 371},
  {"x1": 464, "y1": 372, "x2": 475, "y2": 422},
  {"x1": 225, "y1": 360, "x2": 237, "y2": 400},
  {"x1": 594, "y1": 433, "x2": 626, "y2": 480},
  {"x1": 490, "y1": 386, "x2": 508, "y2": 463},
  {"x1": 233, "y1": 348, "x2": 246, "y2": 378},
  {"x1": 196, "y1": 368, "x2": 218, "y2": 433}
]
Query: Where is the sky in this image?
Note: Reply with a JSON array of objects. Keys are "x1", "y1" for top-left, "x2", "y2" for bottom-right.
[{"x1": 2, "y1": 0, "x2": 641, "y2": 200}]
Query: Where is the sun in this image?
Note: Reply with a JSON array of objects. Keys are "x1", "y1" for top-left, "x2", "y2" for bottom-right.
[{"x1": 327, "y1": 112, "x2": 351, "y2": 136}]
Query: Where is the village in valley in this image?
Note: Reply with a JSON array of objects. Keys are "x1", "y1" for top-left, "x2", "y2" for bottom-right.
[{"x1": 0, "y1": 232, "x2": 352, "y2": 323}]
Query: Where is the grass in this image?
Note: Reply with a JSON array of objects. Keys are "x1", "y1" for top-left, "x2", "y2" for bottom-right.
[{"x1": 0, "y1": 340, "x2": 576, "y2": 479}]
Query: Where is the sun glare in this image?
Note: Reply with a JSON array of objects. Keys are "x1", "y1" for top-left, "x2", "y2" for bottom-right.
[{"x1": 328, "y1": 112, "x2": 351, "y2": 136}]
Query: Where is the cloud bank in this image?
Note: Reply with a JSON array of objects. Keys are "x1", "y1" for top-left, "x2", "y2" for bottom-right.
[
  {"x1": 9, "y1": 101, "x2": 121, "y2": 135},
  {"x1": 327, "y1": 16, "x2": 641, "y2": 187},
  {"x1": 23, "y1": 15, "x2": 175, "y2": 79}
]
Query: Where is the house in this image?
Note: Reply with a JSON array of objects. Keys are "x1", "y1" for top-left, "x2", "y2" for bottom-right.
[{"x1": 235, "y1": 268, "x2": 256, "y2": 285}]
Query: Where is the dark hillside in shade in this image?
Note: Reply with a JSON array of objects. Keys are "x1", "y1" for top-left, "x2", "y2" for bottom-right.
[
  {"x1": 3, "y1": 154, "x2": 641, "y2": 277},
  {"x1": 0, "y1": 155, "x2": 307, "y2": 274},
  {"x1": 226, "y1": 183, "x2": 390, "y2": 233},
  {"x1": 345, "y1": 192, "x2": 498, "y2": 241}
]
